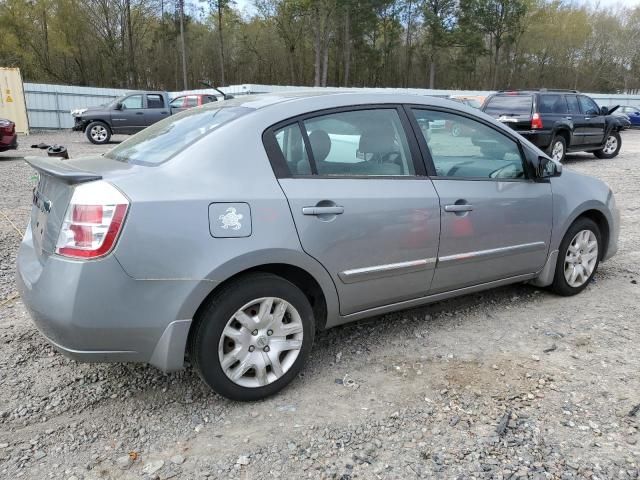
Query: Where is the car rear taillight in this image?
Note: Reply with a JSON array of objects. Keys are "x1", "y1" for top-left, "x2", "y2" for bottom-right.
[
  {"x1": 55, "y1": 181, "x2": 129, "y2": 259},
  {"x1": 531, "y1": 113, "x2": 543, "y2": 130}
]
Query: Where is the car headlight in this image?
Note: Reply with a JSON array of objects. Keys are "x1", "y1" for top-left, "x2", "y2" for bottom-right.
[{"x1": 70, "y1": 108, "x2": 88, "y2": 117}]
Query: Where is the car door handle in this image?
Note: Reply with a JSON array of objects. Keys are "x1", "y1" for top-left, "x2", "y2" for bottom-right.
[
  {"x1": 135, "y1": 112, "x2": 144, "y2": 115},
  {"x1": 444, "y1": 204, "x2": 473, "y2": 212},
  {"x1": 584, "y1": 117, "x2": 591, "y2": 120},
  {"x1": 302, "y1": 206, "x2": 344, "y2": 215},
  {"x1": 160, "y1": 111, "x2": 169, "y2": 115}
]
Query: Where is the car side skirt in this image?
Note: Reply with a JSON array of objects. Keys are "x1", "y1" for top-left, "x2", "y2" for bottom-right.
[{"x1": 327, "y1": 272, "x2": 538, "y2": 327}]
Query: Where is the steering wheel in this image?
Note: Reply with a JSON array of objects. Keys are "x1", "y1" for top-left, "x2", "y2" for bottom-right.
[{"x1": 489, "y1": 162, "x2": 524, "y2": 179}]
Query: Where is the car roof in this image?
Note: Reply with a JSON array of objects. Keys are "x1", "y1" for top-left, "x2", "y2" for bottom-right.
[{"x1": 205, "y1": 91, "x2": 467, "y2": 112}]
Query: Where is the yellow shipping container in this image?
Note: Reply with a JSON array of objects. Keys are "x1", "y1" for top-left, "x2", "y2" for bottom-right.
[{"x1": 0, "y1": 67, "x2": 29, "y2": 134}]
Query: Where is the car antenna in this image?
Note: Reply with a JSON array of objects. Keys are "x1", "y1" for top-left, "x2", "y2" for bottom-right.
[{"x1": 199, "y1": 81, "x2": 234, "y2": 100}]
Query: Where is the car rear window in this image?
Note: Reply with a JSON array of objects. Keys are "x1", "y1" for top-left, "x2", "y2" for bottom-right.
[
  {"x1": 105, "y1": 106, "x2": 251, "y2": 166},
  {"x1": 483, "y1": 95, "x2": 533, "y2": 115}
]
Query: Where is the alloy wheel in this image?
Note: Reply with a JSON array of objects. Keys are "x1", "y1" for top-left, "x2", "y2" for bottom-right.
[
  {"x1": 551, "y1": 140, "x2": 564, "y2": 162},
  {"x1": 218, "y1": 297, "x2": 304, "y2": 388},
  {"x1": 90, "y1": 125, "x2": 108, "y2": 142},
  {"x1": 563, "y1": 229, "x2": 598, "y2": 288},
  {"x1": 602, "y1": 135, "x2": 618, "y2": 155}
]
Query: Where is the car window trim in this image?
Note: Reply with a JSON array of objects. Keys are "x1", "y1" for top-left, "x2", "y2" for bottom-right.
[
  {"x1": 262, "y1": 104, "x2": 427, "y2": 179},
  {"x1": 405, "y1": 104, "x2": 532, "y2": 182}
]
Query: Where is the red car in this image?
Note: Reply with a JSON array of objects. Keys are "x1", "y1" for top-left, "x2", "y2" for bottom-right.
[
  {"x1": 0, "y1": 118, "x2": 18, "y2": 152},
  {"x1": 169, "y1": 94, "x2": 218, "y2": 112}
]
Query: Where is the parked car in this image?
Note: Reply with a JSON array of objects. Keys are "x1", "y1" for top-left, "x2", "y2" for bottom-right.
[
  {"x1": 169, "y1": 93, "x2": 218, "y2": 112},
  {"x1": 482, "y1": 89, "x2": 625, "y2": 162},
  {"x1": 18, "y1": 92, "x2": 619, "y2": 400},
  {"x1": 612, "y1": 105, "x2": 640, "y2": 128},
  {"x1": 0, "y1": 118, "x2": 18, "y2": 152},
  {"x1": 449, "y1": 95, "x2": 484, "y2": 109},
  {"x1": 72, "y1": 91, "x2": 174, "y2": 145}
]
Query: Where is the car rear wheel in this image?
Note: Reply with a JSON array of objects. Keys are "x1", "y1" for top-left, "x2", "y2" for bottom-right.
[
  {"x1": 189, "y1": 273, "x2": 315, "y2": 401},
  {"x1": 548, "y1": 136, "x2": 566, "y2": 163},
  {"x1": 86, "y1": 121, "x2": 111, "y2": 145},
  {"x1": 594, "y1": 131, "x2": 621, "y2": 159},
  {"x1": 550, "y1": 217, "x2": 601, "y2": 296}
]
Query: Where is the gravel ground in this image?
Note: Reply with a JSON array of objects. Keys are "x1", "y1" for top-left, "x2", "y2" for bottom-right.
[{"x1": 0, "y1": 130, "x2": 639, "y2": 480}]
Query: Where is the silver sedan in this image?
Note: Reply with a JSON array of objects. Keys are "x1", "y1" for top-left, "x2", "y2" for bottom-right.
[{"x1": 17, "y1": 92, "x2": 619, "y2": 400}]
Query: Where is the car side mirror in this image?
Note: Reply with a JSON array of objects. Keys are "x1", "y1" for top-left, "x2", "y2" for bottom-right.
[
  {"x1": 600, "y1": 106, "x2": 609, "y2": 116},
  {"x1": 537, "y1": 156, "x2": 562, "y2": 179},
  {"x1": 115, "y1": 102, "x2": 123, "y2": 110}
]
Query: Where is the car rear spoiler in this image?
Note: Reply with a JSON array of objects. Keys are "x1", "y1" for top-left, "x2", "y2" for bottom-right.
[{"x1": 24, "y1": 156, "x2": 102, "y2": 184}]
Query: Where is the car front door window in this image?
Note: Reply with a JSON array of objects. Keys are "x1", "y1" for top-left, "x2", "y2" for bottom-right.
[
  {"x1": 122, "y1": 95, "x2": 143, "y2": 109},
  {"x1": 578, "y1": 96, "x2": 599, "y2": 116},
  {"x1": 411, "y1": 109, "x2": 525, "y2": 180}
]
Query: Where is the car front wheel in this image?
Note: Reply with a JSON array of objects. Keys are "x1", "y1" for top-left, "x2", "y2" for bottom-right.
[
  {"x1": 550, "y1": 217, "x2": 601, "y2": 296},
  {"x1": 85, "y1": 121, "x2": 112, "y2": 145},
  {"x1": 594, "y1": 131, "x2": 621, "y2": 159},
  {"x1": 189, "y1": 273, "x2": 315, "y2": 401}
]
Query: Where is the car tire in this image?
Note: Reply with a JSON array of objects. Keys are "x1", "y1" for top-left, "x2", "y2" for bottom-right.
[
  {"x1": 85, "y1": 121, "x2": 112, "y2": 145},
  {"x1": 547, "y1": 135, "x2": 566, "y2": 163},
  {"x1": 594, "y1": 131, "x2": 621, "y2": 159},
  {"x1": 550, "y1": 217, "x2": 601, "y2": 297},
  {"x1": 189, "y1": 273, "x2": 315, "y2": 401}
]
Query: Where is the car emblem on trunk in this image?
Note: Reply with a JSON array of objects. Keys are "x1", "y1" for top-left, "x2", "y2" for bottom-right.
[
  {"x1": 32, "y1": 188, "x2": 52, "y2": 214},
  {"x1": 219, "y1": 207, "x2": 243, "y2": 230}
]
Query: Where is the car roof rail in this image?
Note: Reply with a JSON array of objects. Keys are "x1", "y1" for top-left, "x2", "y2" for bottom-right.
[
  {"x1": 539, "y1": 88, "x2": 580, "y2": 93},
  {"x1": 496, "y1": 88, "x2": 580, "y2": 94}
]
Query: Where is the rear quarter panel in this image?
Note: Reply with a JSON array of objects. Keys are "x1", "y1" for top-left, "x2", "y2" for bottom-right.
[{"x1": 109, "y1": 113, "x2": 340, "y2": 323}]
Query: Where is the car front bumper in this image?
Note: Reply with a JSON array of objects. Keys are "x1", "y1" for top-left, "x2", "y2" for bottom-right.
[
  {"x1": 16, "y1": 224, "x2": 197, "y2": 371},
  {"x1": 72, "y1": 118, "x2": 89, "y2": 131}
]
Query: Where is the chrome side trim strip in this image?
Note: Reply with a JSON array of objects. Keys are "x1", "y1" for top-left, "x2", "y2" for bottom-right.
[
  {"x1": 339, "y1": 258, "x2": 436, "y2": 284},
  {"x1": 437, "y1": 241, "x2": 546, "y2": 267}
]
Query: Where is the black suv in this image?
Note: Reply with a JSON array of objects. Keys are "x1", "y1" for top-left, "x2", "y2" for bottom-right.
[{"x1": 482, "y1": 90, "x2": 624, "y2": 162}]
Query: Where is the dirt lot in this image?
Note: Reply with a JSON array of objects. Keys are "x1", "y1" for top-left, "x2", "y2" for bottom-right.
[{"x1": 0, "y1": 130, "x2": 639, "y2": 479}]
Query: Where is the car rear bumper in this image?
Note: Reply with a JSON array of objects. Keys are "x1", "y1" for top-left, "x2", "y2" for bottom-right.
[
  {"x1": 16, "y1": 224, "x2": 196, "y2": 371},
  {"x1": 0, "y1": 133, "x2": 18, "y2": 151},
  {"x1": 517, "y1": 131, "x2": 552, "y2": 150}
]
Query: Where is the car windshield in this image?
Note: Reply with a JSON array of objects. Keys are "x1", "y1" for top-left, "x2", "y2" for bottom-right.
[
  {"x1": 484, "y1": 95, "x2": 533, "y2": 115},
  {"x1": 105, "y1": 106, "x2": 251, "y2": 166}
]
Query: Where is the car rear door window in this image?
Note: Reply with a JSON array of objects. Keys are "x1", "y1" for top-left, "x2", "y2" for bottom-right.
[
  {"x1": 147, "y1": 94, "x2": 165, "y2": 109},
  {"x1": 301, "y1": 109, "x2": 415, "y2": 176},
  {"x1": 483, "y1": 95, "x2": 533, "y2": 116},
  {"x1": 274, "y1": 123, "x2": 312, "y2": 175},
  {"x1": 412, "y1": 109, "x2": 525, "y2": 180},
  {"x1": 186, "y1": 96, "x2": 199, "y2": 108},
  {"x1": 272, "y1": 109, "x2": 417, "y2": 177},
  {"x1": 566, "y1": 95, "x2": 581, "y2": 114},
  {"x1": 539, "y1": 94, "x2": 568, "y2": 114}
]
